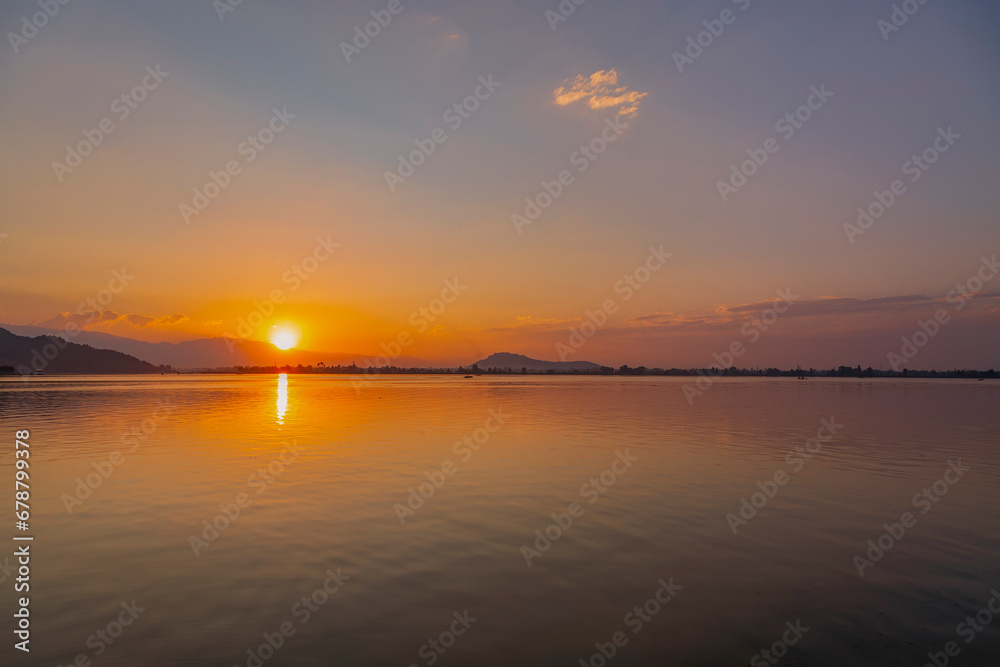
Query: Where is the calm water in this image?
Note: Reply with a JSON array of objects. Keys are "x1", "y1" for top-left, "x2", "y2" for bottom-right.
[{"x1": 0, "y1": 376, "x2": 998, "y2": 666}]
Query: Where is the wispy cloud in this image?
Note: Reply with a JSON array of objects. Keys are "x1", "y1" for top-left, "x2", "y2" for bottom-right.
[
  {"x1": 553, "y1": 69, "x2": 648, "y2": 120},
  {"x1": 37, "y1": 311, "x2": 189, "y2": 330},
  {"x1": 415, "y1": 14, "x2": 469, "y2": 58},
  {"x1": 125, "y1": 313, "x2": 189, "y2": 327},
  {"x1": 626, "y1": 293, "x2": 1000, "y2": 331},
  {"x1": 487, "y1": 315, "x2": 580, "y2": 332}
]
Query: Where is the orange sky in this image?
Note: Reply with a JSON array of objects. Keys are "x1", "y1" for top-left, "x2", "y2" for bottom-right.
[{"x1": 1, "y1": 1, "x2": 999, "y2": 368}]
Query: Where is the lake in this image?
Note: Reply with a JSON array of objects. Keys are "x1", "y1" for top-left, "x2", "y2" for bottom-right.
[{"x1": 1, "y1": 375, "x2": 998, "y2": 666}]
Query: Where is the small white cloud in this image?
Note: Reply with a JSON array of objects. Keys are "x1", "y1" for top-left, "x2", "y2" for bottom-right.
[{"x1": 553, "y1": 69, "x2": 648, "y2": 120}]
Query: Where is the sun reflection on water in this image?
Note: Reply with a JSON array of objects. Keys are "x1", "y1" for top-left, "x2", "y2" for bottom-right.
[{"x1": 276, "y1": 373, "x2": 288, "y2": 424}]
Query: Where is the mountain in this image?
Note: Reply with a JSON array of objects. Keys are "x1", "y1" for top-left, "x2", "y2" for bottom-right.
[
  {"x1": 470, "y1": 352, "x2": 602, "y2": 372},
  {"x1": 0, "y1": 328, "x2": 161, "y2": 374},
  {"x1": 0, "y1": 325, "x2": 424, "y2": 370}
]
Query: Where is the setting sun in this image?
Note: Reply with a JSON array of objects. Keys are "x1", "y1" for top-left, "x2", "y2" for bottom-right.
[{"x1": 269, "y1": 326, "x2": 299, "y2": 351}]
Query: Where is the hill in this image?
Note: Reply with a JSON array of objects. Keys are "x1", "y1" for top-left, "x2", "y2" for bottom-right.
[
  {"x1": 470, "y1": 352, "x2": 602, "y2": 372},
  {"x1": 0, "y1": 328, "x2": 161, "y2": 374}
]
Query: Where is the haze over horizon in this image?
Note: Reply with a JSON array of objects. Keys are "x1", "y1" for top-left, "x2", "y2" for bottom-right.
[{"x1": 2, "y1": 0, "x2": 999, "y2": 370}]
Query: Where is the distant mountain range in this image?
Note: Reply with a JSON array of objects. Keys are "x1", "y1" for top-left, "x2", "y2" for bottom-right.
[
  {"x1": 0, "y1": 326, "x2": 603, "y2": 374},
  {"x1": 471, "y1": 352, "x2": 602, "y2": 372},
  {"x1": 0, "y1": 328, "x2": 160, "y2": 374},
  {"x1": 0, "y1": 325, "x2": 423, "y2": 370},
  {"x1": 3, "y1": 327, "x2": 990, "y2": 378}
]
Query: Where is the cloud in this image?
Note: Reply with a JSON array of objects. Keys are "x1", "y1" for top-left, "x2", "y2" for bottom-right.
[
  {"x1": 36, "y1": 311, "x2": 189, "y2": 330},
  {"x1": 472, "y1": 294, "x2": 1000, "y2": 350},
  {"x1": 117, "y1": 312, "x2": 188, "y2": 328},
  {"x1": 399, "y1": 13, "x2": 468, "y2": 60},
  {"x1": 424, "y1": 16, "x2": 467, "y2": 55},
  {"x1": 625, "y1": 293, "x2": 1000, "y2": 332},
  {"x1": 724, "y1": 295, "x2": 932, "y2": 318},
  {"x1": 553, "y1": 69, "x2": 648, "y2": 120},
  {"x1": 486, "y1": 315, "x2": 580, "y2": 332},
  {"x1": 154, "y1": 314, "x2": 188, "y2": 326}
]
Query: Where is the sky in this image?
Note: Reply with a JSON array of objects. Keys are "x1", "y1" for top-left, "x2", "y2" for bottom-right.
[{"x1": 1, "y1": 0, "x2": 998, "y2": 369}]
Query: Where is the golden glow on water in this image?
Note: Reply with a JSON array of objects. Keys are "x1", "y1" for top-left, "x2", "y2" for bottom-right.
[
  {"x1": 276, "y1": 373, "x2": 288, "y2": 424},
  {"x1": 7, "y1": 376, "x2": 999, "y2": 665}
]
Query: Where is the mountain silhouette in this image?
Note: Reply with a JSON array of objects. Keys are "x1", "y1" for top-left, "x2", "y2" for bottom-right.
[
  {"x1": 0, "y1": 328, "x2": 161, "y2": 374},
  {"x1": 471, "y1": 352, "x2": 601, "y2": 372}
]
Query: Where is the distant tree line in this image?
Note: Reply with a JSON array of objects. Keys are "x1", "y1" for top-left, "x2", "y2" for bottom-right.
[{"x1": 198, "y1": 364, "x2": 999, "y2": 379}]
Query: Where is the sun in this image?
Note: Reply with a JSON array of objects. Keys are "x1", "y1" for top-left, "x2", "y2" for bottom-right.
[{"x1": 269, "y1": 326, "x2": 299, "y2": 351}]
